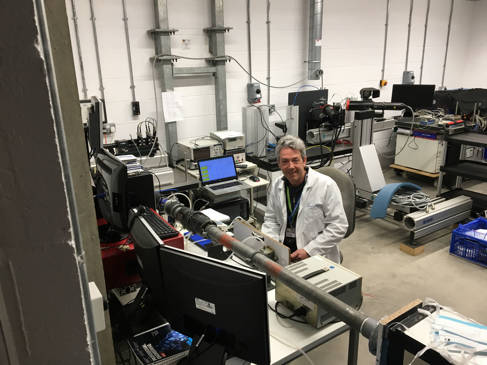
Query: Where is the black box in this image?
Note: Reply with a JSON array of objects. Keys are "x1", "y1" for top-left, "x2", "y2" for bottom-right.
[{"x1": 127, "y1": 172, "x2": 155, "y2": 209}]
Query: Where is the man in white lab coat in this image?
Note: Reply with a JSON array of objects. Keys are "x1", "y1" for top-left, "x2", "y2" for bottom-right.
[{"x1": 261, "y1": 135, "x2": 348, "y2": 263}]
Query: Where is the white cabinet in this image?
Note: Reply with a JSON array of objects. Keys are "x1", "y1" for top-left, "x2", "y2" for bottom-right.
[{"x1": 394, "y1": 134, "x2": 446, "y2": 173}]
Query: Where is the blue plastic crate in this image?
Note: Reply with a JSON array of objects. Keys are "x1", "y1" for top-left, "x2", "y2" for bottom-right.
[{"x1": 450, "y1": 217, "x2": 487, "y2": 267}]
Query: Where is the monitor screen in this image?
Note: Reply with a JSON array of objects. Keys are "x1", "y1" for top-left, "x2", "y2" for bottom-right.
[
  {"x1": 95, "y1": 148, "x2": 129, "y2": 231},
  {"x1": 88, "y1": 96, "x2": 106, "y2": 156},
  {"x1": 158, "y1": 245, "x2": 270, "y2": 364},
  {"x1": 391, "y1": 84, "x2": 436, "y2": 111},
  {"x1": 197, "y1": 156, "x2": 237, "y2": 185},
  {"x1": 288, "y1": 89, "x2": 328, "y2": 141}
]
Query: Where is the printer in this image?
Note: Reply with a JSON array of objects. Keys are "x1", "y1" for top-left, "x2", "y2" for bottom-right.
[{"x1": 210, "y1": 131, "x2": 246, "y2": 163}]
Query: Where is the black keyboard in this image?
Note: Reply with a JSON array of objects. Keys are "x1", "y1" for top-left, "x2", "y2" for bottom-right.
[
  {"x1": 140, "y1": 208, "x2": 179, "y2": 240},
  {"x1": 211, "y1": 181, "x2": 242, "y2": 190}
]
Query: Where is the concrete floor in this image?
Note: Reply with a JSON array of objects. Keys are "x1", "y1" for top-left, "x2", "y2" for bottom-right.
[{"x1": 289, "y1": 169, "x2": 487, "y2": 365}]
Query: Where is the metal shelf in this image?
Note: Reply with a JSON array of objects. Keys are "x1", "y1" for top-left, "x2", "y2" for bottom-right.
[{"x1": 441, "y1": 161, "x2": 487, "y2": 182}]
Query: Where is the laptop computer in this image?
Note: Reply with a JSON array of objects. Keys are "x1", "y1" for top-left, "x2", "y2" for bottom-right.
[{"x1": 197, "y1": 155, "x2": 245, "y2": 197}]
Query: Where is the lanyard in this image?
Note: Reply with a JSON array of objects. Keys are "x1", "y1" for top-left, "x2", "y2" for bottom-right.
[{"x1": 286, "y1": 186, "x2": 301, "y2": 226}]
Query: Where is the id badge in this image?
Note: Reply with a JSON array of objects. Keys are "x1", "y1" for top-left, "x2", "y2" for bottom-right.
[{"x1": 285, "y1": 227, "x2": 296, "y2": 238}]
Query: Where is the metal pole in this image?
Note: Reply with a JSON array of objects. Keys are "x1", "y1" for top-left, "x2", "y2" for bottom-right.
[
  {"x1": 441, "y1": 0, "x2": 455, "y2": 89},
  {"x1": 247, "y1": 0, "x2": 252, "y2": 84},
  {"x1": 69, "y1": 0, "x2": 88, "y2": 99},
  {"x1": 266, "y1": 0, "x2": 271, "y2": 105},
  {"x1": 88, "y1": 0, "x2": 105, "y2": 99},
  {"x1": 162, "y1": 200, "x2": 381, "y2": 354},
  {"x1": 405, "y1": 0, "x2": 414, "y2": 71},
  {"x1": 34, "y1": 0, "x2": 102, "y2": 362},
  {"x1": 121, "y1": 0, "x2": 137, "y2": 102},
  {"x1": 380, "y1": 0, "x2": 391, "y2": 83},
  {"x1": 152, "y1": 0, "x2": 177, "y2": 161},
  {"x1": 419, "y1": 0, "x2": 430, "y2": 84}
]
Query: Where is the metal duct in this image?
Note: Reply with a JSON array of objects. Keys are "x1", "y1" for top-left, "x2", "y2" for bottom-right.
[{"x1": 307, "y1": 0, "x2": 323, "y2": 80}]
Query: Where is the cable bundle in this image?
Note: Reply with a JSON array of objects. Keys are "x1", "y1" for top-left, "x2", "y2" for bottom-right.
[{"x1": 391, "y1": 190, "x2": 433, "y2": 211}]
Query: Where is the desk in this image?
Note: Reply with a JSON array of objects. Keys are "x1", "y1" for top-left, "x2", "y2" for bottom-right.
[
  {"x1": 247, "y1": 145, "x2": 353, "y2": 172},
  {"x1": 184, "y1": 239, "x2": 358, "y2": 365}
]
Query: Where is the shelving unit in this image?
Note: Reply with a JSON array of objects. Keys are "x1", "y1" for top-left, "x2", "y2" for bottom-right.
[{"x1": 437, "y1": 132, "x2": 487, "y2": 214}]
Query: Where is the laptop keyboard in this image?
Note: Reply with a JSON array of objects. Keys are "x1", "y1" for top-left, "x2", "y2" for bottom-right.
[{"x1": 211, "y1": 181, "x2": 242, "y2": 190}]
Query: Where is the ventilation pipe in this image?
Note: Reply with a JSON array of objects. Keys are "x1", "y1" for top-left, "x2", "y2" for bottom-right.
[{"x1": 307, "y1": 0, "x2": 324, "y2": 80}]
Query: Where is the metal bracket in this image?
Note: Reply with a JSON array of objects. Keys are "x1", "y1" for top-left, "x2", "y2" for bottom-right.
[
  {"x1": 206, "y1": 56, "x2": 231, "y2": 64},
  {"x1": 151, "y1": 55, "x2": 179, "y2": 63},
  {"x1": 148, "y1": 28, "x2": 179, "y2": 36},
  {"x1": 203, "y1": 26, "x2": 232, "y2": 33}
]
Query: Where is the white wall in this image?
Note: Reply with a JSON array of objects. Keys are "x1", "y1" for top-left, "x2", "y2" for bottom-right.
[
  {"x1": 461, "y1": 0, "x2": 487, "y2": 88},
  {"x1": 66, "y1": 0, "x2": 477, "y2": 150}
]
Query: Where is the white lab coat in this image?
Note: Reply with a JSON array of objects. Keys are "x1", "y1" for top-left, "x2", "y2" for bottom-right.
[{"x1": 261, "y1": 167, "x2": 348, "y2": 263}]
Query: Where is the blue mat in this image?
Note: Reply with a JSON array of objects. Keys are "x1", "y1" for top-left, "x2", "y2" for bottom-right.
[{"x1": 370, "y1": 183, "x2": 421, "y2": 219}]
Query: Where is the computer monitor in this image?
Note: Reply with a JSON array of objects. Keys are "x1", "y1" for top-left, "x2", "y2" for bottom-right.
[
  {"x1": 129, "y1": 207, "x2": 166, "y2": 306},
  {"x1": 391, "y1": 84, "x2": 436, "y2": 114},
  {"x1": 94, "y1": 148, "x2": 129, "y2": 231},
  {"x1": 88, "y1": 96, "x2": 106, "y2": 156},
  {"x1": 158, "y1": 245, "x2": 270, "y2": 364},
  {"x1": 288, "y1": 89, "x2": 328, "y2": 141},
  {"x1": 197, "y1": 156, "x2": 238, "y2": 186}
]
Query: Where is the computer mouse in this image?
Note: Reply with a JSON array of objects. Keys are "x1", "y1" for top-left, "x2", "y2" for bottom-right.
[{"x1": 249, "y1": 175, "x2": 260, "y2": 182}]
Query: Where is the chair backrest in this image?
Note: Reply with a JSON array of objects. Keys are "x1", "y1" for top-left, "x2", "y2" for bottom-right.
[{"x1": 316, "y1": 166, "x2": 356, "y2": 238}]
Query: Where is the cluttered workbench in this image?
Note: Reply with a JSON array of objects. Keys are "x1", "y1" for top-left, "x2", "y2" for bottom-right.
[{"x1": 247, "y1": 144, "x2": 353, "y2": 172}]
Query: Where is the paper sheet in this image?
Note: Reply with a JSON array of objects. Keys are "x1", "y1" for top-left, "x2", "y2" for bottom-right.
[{"x1": 161, "y1": 91, "x2": 184, "y2": 123}]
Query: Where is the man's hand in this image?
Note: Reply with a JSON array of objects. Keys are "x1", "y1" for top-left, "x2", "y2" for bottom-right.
[{"x1": 290, "y1": 249, "x2": 310, "y2": 262}]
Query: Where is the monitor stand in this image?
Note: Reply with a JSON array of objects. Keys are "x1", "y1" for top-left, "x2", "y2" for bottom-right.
[{"x1": 180, "y1": 334, "x2": 226, "y2": 365}]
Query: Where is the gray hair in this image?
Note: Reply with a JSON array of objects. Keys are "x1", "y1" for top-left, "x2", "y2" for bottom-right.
[{"x1": 276, "y1": 135, "x2": 306, "y2": 160}]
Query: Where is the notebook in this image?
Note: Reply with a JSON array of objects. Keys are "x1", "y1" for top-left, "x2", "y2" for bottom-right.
[{"x1": 197, "y1": 156, "x2": 244, "y2": 197}]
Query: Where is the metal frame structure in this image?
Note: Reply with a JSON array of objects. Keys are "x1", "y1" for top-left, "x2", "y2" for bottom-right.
[{"x1": 149, "y1": 0, "x2": 230, "y2": 163}]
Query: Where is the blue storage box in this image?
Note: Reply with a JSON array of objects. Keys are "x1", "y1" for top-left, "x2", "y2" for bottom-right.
[{"x1": 450, "y1": 217, "x2": 487, "y2": 267}]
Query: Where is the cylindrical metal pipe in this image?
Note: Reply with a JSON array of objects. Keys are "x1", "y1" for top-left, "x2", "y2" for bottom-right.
[
  {"x1": 307, "y1": 0, "x2": 323, "y2": 80},
  {"x1": 69, "y1": 0, "x2": 88, "y2": 99},
  {"x1": 441, "y1": 0, "x2": 455, "y2": 89},
  {"x1": 405, "y1": 0, "x2": 414, "y2": 71},
  {"x1": 266, "y1": 0, "x2": 271, "y2": 105},
  {"x1": 247, "y1": 0, "x2": 252, "y2": 84},
  {"x1": 89, "y1": 0, "x2": 105, "y2": 99},
  {"x1": 419, "y1": 0, "x2": 431, "y2": 84},
  {"x1": 121, "y1": 0, "x2": 137, "y2": 102},
  {"x1": 162, "y1": 200, "x2": 380, "y2": 353},
  {"x1": 381, "y1": 0, "x2": 391, "y2": 83}
]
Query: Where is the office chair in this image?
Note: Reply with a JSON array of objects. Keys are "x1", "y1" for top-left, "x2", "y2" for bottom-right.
[{"x1": 316, "y1": 166, "x2": 356, "y2": 263}]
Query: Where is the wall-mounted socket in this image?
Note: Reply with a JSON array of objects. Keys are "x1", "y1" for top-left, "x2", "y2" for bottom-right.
[
  {"x1": 103, "y1": 123, "x2": 116, "y2": 134},
  {"x1": 182, "y1": 39, "x2": 191, "y2": 49}
]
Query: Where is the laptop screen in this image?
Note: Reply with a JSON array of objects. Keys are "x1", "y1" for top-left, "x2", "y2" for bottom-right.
[{"x1": 198, "y1": 156, "x2": 238, "y2": 185}]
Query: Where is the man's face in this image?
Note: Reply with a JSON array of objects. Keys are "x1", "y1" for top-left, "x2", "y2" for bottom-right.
[{"x1": 278, "y1": 147, "x2": 307, "y2": 186}]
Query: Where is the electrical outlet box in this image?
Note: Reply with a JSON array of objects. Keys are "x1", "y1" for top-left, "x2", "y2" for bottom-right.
[{"x1": 247, "y1": 83, "x2": 262, "y2": 104}]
